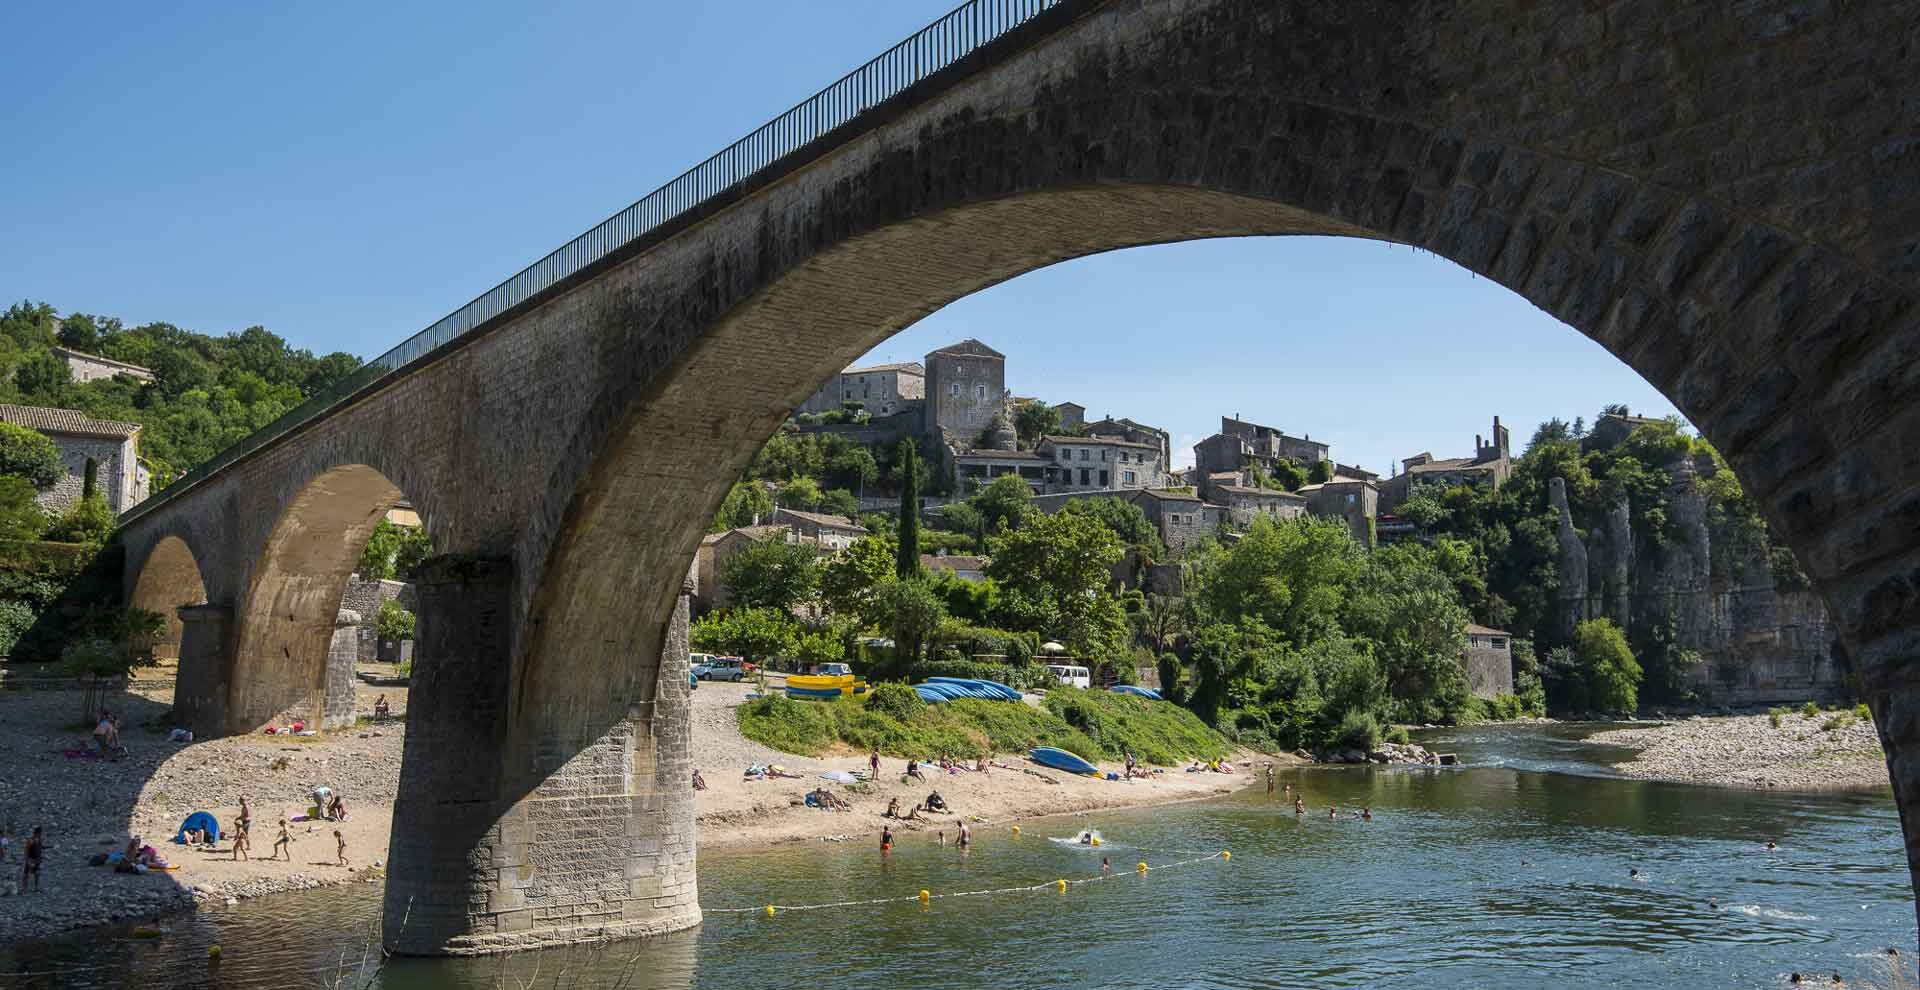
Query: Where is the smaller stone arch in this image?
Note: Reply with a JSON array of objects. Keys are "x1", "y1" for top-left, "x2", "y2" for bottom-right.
[
  {"x1": 228, "y1": 463, "x2": 406, "y2": 733},
  {"x1": 128, "y1": 534, "x2": 210, "y2": 661}
]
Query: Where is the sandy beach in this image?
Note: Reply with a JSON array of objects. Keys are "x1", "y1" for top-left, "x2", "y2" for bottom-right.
[
  {"x1": 1587, "y1": 710, "x2": 1889, "y2": 790},
  {"x1": 0, "y1": 671, "x2": 1265, "y2": 944}
]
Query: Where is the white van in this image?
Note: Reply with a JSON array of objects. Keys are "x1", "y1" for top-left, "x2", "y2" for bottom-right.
[{"x1": 1046, "y1": 664, "x2": 1091, "y2": 688}]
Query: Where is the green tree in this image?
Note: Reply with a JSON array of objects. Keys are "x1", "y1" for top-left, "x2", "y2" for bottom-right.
[
  {"x1": 972, "y1": 473, "x2": 1032, "y2": 535},
  {"x1": 14, "y1": 350, "x2": 69, "y2": 398},
  {"x1": 691, "y1": 607, "x2": 796, "y2": 665},
  {"x1": 1344, "y1": 543, "x2": 1472, "y2": 722},
  {"x1": 713, "y1": 480, "x2": 774, "y2": 531},
  {"x1": 986, "y1": 511, "x2": 1127, "y2": 655},
  {"x1": 0, "y1": 422, "x2": 62, "y2": 489},
  {"x1": 1306, "y1": 459, "x2": 1333, "y2": 485},
  {"x1": 356, "y1": 518, "x2": 432, "y2": 579},
  {"x1": 1011, "y1": 399, "x2": 1062, "y2": 448},
  {"x1": 1187, "y1": 516, "x2": 1364, "y2": 644},
  {"x1": 1573, "y1": 618, "x2": 1642, "y2": 715},
  {"x1": 775, "y1": 477, "x2": 823, "y2": 510},
  {"x1": 1058, "y1": 496, "x2": 1165, "y2": 559},
  {"x1": 895, "y1": 440, "x2": 920, "y2": 578},
  {"x1": 818, "y1": 487, "x2": 859, "y2": 519},
  {"x1": 819, "y1": 535, "x2": 896, "y2": 622},
  {"x1": 0, "y1": 477, "x2": 47, "y2": 540},
  {"x1": 719, "y1": 535, "x2": 821, "y2": 611},
  {"x1": 794, "y1": 630, "x2": 847, "y2": 667},
  {"x1": 869, "y1": 576, "x2": 945, "y2": 662}
]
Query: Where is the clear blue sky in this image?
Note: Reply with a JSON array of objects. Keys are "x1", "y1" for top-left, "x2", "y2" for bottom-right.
[{"x1": 0, "y1": 1, "x2": 1679, "y2": 475}]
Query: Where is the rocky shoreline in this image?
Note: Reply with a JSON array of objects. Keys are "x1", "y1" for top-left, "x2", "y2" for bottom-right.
[{"x1": 1587, "y1": 710, "x2": 1888, "y2": 790}]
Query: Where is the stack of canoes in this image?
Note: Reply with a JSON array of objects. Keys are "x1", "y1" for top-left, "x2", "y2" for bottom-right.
[
  {"x1": 912, "y1": 677, "x2": 1022, "y2": 704},
  {"x1": 784, "y1": 673, "x2": 869, "y2": 699},
  {"x1": 1107, "y1": 684, "x2": 1164, "y2": 701}
]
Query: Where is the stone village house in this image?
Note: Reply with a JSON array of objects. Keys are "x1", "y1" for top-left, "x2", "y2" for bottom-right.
[{"x1": 0, "y1": 404, "x2": 151, "y2": 515}]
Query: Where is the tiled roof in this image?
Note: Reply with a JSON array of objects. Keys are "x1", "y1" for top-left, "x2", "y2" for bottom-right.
[
  {"x1": 1217, "y1": 485, "x2": 1305, "y2": 499},
  {"x1": 772, "y1": 507, "x2": 863, "y2": 531},
  {"x1": 0, "y1": 404, "x2": 141, "y2": 439},
  {"x1": 1466, "y1": 623, "x2": 1511, "y2": 636},
  {"x1": 845, "y1": 361, "x2": 924, "y2": 376},
  {"x1": 702, "y1": 524, "x2": 788, "y2": 545},
  {"x1": 928, "y1": 338, "x2": 1005, "y2": 359},
  {"x1": 921, "y1": 554, "x2": 985, "y2": 571},
  {"x1": 1407, "y1": 457, "x2": 1496, "y2": 474},
  {"x1": 50, "y1": 346, "x2": 154, "y2": 375},
  {"x1": 1131, "y1": 488, "x2": 1202, "y2": 502},
  {"x1": 1042, "y1": 434, "x2": 1154, "y2": 449}
]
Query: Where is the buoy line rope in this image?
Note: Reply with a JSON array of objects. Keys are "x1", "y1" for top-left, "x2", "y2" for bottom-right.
[{"x1": 706, "y1": 851, "x2": 1229, "y2": 916}]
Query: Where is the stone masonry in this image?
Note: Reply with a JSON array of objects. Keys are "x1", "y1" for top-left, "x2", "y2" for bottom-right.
[{"x1": 115, "y1": 0, "x2": 1920, "y2": 952}]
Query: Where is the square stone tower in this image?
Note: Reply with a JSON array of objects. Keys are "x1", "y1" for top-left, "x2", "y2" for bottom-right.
[{"x1": 923, "y1": 339, "x2": 1006, "y2": 445}]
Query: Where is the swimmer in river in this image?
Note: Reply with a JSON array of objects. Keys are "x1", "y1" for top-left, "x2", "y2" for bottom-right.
[
  {"x1": 1708, "y1": 898, "x2": 1718, "y2": 909},
  {"x1": 1293, "y1": 796, "x2": 1304, "y2": 816},
  {"x1": 1766, "y1": 841, "x2": 1778, "y2": 851},
  {"x1": 1101, "y1": 856, "x2": 1111, "y2": 872},
  {"x1": 1079, "y1": 830, "x2": 1094, "y2": 845},
  {"x1": 1629, "y1": 868, "x2": 1642, "y2": 880},
  {"x1": 1361, "y1": 806, "x2": 1372, "y2": 821},
  {"x1": 1791, "y1": 974, "x2": 1803, "y2": 985},
  {"x1": 1328, "y1": 805, "x2": 1338, "y2": 820}
]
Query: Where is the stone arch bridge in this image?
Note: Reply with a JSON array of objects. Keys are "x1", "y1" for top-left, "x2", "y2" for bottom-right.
[{"x1": 114, "y1": 0, "x2": 1920, "y2": 956}]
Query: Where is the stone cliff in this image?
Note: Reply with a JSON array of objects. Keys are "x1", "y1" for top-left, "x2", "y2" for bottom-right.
[{"x1": 1551, "y1": 456, "x2": 1842, "y2": 706}]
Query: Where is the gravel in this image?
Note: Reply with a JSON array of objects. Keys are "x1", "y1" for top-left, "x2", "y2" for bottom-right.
[
  {"x1": 1587, "y1": 711, "x2": 1888, "y2": 790},
  {"x1": 0, "y1": 680, "x2": 405, "y2": 944}
]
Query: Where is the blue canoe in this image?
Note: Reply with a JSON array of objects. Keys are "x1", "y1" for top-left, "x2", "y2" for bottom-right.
[
  {"x1": 925, "y1": 677, "x2": 1022, "y2": 701},
  {"x1": 1108, "y1": 684, "x2": 1164, "y2": 701},
  {"x1": 1031, "y1": 746, "x2": 1099, "y2": 776}
]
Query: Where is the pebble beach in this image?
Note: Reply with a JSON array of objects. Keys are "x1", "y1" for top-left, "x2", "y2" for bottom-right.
[{"x1": 1588, "y1": 710, "x2": 1889, "y2": 790}]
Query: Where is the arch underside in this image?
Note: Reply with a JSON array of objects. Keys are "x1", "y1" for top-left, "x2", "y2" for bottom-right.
[
  {"x1": 129, "y1": 535, "x2": 210, "y2": 660},
  {"x1": 230, "y1": 463, "x2": 403, "y2": 731}
]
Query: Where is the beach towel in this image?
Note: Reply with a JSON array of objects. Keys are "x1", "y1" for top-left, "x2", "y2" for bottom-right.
[{"x1": 173, "y1": 811, "x2": 221, "y2": 845}]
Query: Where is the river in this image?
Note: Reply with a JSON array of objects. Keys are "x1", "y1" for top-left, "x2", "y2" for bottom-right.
[{"x1": 3, "y1": 724, "x2": 1908, "y2": 988}]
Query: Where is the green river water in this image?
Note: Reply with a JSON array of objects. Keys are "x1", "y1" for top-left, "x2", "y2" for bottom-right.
[{"x1": 3, "y1": 724, "x2": 1910, "y2": 988}]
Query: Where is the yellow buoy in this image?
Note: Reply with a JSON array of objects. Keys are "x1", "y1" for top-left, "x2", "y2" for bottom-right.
[
  {"x1": 1091, "y1": 837, "x2": 1101, "y2": 846},
  {"x1": 1011, "y1": 826, "x2": 1020, "y2": 836},
  {"x1": 765, "y1": 905, "x2": 776, "y2": 917},
  {"x1": 1055, "y1": 879, "x2": 1067, "y2": 893},
  {"x1": 918, "y1": 889, "x2": 931, "y2": 904},
  {"x1": 1137, "y1": 862, "x2": 1149, "y2": 873},
  {"x1": 1221, "y1": 851, "x2": 1231, "y2": 861}
]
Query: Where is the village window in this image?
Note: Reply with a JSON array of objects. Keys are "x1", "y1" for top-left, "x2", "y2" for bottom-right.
[
  {"x1": 1123, "y1": 470, "x2": 1136, "y2": 485},
  {"x1": 1079, "y1": 468, "x2": 1090, "y2": 486},
  {"x1": 1078, "y1": 449, "x2": 1089, "y2": 460},
  {"x1": 1491, "y1": 637, "x2": 1508, "y2": 649},
  {"x1": 1056, "y1": 448, "x2": 1069, "y2": 462},
  {"x1": 1099, "y1": 470, "x2": 1109, "y2": 487},
  {"x1": 949, "y1": 383, "x2": 960, "y2": 398},
  {"x1": 975, "y1": 384, "x2": 987, "y2": 401}
]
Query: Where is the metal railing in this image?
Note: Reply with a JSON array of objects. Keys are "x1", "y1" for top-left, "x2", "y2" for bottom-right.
[{"x1": 121, "y1": 0, "x2": 1081, "y2": 525}]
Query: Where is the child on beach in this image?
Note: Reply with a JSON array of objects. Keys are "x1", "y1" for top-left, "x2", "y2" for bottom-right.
[
  {"x1": 272, "y1": 819, "x2": 292, "y2": 861},
  {"x1": 880, "y1": 826, "x2": 893, "y2": 852},
  {"x1": 231, "y1": 820, "x2": 250, "y2": 862},
  {"x1": 21, "y1": 827, "x2": 42, "y2": 893},
  {"x1": 335, "y1": 830, "x2": 348, "y2": 867}
]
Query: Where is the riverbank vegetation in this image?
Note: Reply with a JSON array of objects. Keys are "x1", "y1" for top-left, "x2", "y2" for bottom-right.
[{"x1": 737, "y1": 682, "x2": 1230, "y2": 765}]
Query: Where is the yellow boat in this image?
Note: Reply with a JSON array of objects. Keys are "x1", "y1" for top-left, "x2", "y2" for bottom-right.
[{"x1": 784, "y1": 674, "x2": 869, "y2": 698}]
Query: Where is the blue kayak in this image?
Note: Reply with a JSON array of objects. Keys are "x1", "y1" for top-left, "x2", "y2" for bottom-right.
[
  {"x1": 1031, "y1": 746, "x2": 1099, "y2": 776},
  {"x1": 1108, "y1": 684, "x2": 1164, "y2": 701}
]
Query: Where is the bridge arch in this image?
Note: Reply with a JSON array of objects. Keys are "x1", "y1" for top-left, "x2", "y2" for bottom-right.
[
  {"x1": 229, "y1": 462, "x2": 410, "y2": 732},
  {"x1": 128, "y1": 534, "x2": 211, "y2": 661}
]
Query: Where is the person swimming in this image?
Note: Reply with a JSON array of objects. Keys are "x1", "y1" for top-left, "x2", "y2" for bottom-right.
[{"x1": 1360, "y1": 806, "x2": 1372, "y2": 821}]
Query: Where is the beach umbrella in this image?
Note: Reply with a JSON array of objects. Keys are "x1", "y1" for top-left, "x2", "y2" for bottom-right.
[
  {"x1": 820, "y1": 770, "x2": 858, "y2": 783},
  {"x1": 1040, "y1": 641, "x2": 1066, "y2": 653}
]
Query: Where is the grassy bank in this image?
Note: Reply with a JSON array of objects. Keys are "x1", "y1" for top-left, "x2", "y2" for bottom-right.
[{"x1": 738, "y1": 685, "x2": 1232, "y2": 766}]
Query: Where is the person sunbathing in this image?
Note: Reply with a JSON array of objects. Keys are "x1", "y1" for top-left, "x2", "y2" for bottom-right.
[
  {"x1": 924, "y1": 791, "x2": 949, "y2": 813},
  {"x1": 905, "y1": 760, "x2": 926, "y2": 781}
]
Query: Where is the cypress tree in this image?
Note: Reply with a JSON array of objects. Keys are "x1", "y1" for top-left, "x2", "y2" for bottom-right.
[{"x1": 896, "y1": 440, "x2": 920, "y2": 578}]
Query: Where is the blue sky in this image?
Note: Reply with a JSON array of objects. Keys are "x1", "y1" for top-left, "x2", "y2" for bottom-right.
[{"x1": 1, "y1": 1, "x2": 1679, "y2": 474}]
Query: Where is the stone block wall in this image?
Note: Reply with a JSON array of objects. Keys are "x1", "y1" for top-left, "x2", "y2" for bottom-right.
[
  {"x1": 38, "y1": 434, "x2": 140, "y2": 515},
  {"x1": 324, "y1": 609, "x2": 360, "y2": 729},
  {"x1": 342, "y1": 577, "x2": 415, "y2": 661},
  {"x1": 1464, "y1": 643, "x2": 1515, "y2": 698}
]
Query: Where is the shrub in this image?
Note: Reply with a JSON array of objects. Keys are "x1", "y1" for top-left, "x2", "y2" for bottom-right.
[
  {"x1": 1821, "y1": 713, "x2": 1856, "y2": 732},
  {"x1": 1573, "y1": 619, "x2": 1642, "y2": 716},
  {"x1": 1768, "y1": 708, "x2": 1784, "y2": 729},
  {"x1": 1384, "y1": 725, "x2": 1411, "y2": 746},
  {"x1": 0, "y1": 599, "x2": 34, "y2": 657},
  {"x1": 864, "y1": 681, "x2": 924, "y2": 721},
  {"x1": 1854, "y1": 703, "x2": 1873, "y2": 722},
  {"x1": 376, "y1": 598, "x2": 416, "y2": 641},
  {"x1": 1799, "y1": 700, "x2": 1821, "y2": 719},
  {"x1": 43, "y1": 495, "x2": 113, "y2": 545},
  {"x1": 1331, "y1": 710, "x2": 1383, "y2": 752}
]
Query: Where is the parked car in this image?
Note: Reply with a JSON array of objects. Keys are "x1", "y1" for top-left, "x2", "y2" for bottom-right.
[
  {"x1": 699, "y1": 657, "x2": 747, "y2": 682},
  {"x1": 1045, "y1": 663, "x2": 1091, "y2": 688},
  {"x1": 815, "y1": 662, "x2": 852, "y2": 677}
]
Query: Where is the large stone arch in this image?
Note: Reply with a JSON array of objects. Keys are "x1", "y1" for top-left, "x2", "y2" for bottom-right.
[
  {"x1": 127, "y1": 534, "x2": 210, "y2": 661},
  {"x1": 228, "y1": 463, "x2": 407, "y2": 732},
  {"x1": 483, "y1": 0, "x2": 1918, "y2": 947}
]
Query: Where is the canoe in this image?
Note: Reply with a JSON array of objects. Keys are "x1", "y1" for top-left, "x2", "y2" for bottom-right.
[
  {"x1": 787, "y1": 674, "x2": 856, "y2": 690},
  {"x1": 1108, "y1": 685, "x2": 1164, "y2": 701},
  {"x1": 1031, "y1": 746, "x2": 1099, "y2": 776},
  {"x1": 925, "y1": 677, "x2": 1022, "y2": 701}
]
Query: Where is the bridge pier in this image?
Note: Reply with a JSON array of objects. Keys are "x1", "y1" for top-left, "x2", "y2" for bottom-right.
[
  {"x1": 383, "y1": 560, "x2": 700, "y2": 956},
  {"x1": 173, "y1": 603, "x2": 233, "y2": 735}
]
